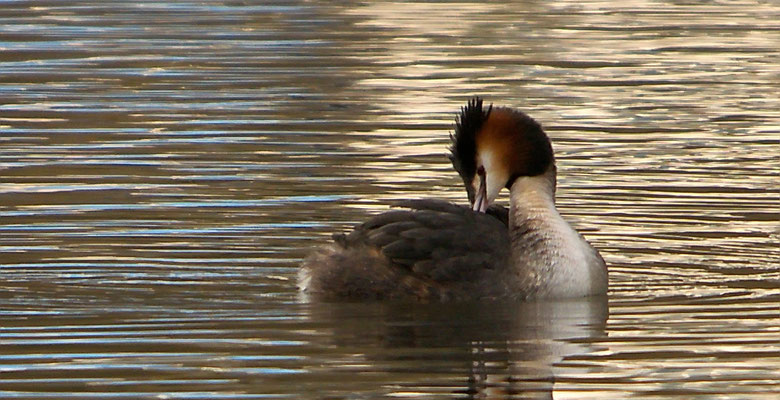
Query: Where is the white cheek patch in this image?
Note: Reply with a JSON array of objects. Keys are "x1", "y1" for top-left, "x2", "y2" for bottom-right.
[
  {"x1": 486, "y1": 171, "x2": 505, "y2": 203},
  {"x1": 479, "y1": 149, "x2": 509, "y2": 204}
]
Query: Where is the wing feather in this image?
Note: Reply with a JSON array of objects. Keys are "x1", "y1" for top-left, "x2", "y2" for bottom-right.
[{"x1": 338, "y1": 199, "x2": 510, "y2": 287}]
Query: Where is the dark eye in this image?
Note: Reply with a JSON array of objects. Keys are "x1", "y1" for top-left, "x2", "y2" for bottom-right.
[{"x1": 477, "y1": 165, "x2": 485, "y2": 176}]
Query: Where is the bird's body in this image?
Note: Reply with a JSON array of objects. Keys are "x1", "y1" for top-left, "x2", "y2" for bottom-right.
[
  {"x1": 299, "y1": 98, "x2": 607, "y2": 301},
  {"x1": 299, "y1": 200, "x2": 511, "y2": 301}
]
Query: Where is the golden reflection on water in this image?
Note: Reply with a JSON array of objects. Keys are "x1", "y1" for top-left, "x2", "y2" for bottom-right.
[{"x1": 1, "y1": 0, "x2": 779, "y2": 399}]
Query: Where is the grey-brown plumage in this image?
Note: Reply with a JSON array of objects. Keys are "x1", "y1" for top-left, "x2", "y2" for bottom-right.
[{"x1": 300, "y1": 200, "x2": 511, "y2": 301}]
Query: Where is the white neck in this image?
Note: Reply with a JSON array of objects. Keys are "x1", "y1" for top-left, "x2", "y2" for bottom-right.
[
  {"x1": 506, "y1": 167, "x2": 607, "y2": 298},
  {"x1": 508, "y1": 168, "x2": 557, "y2": 218}
]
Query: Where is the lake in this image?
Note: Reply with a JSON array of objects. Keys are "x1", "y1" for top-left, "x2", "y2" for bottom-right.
[{"x1": 1, "y1": 1, "x2": 779, "y2": 398}]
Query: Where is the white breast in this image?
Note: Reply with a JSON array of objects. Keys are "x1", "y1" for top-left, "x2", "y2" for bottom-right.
[{"x1": 508, "y1": 175, "x2": 608, "y2": 299}]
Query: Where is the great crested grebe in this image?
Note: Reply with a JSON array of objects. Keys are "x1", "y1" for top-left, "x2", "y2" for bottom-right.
[{"x1": 299, "y1": 97, "x2": 607, "y2": 301}]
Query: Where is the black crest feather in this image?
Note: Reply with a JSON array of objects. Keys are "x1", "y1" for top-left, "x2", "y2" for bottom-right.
[{"x1": 448, "y1": 97, "x2": 492, "y2": 202}]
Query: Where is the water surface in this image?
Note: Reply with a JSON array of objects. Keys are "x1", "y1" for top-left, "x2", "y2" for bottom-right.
[{"x1": 1, "y1": 1, "x2": 779, "y2": 398}]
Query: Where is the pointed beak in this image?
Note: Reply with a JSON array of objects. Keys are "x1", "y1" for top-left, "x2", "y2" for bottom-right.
[{"x1": 472, "y1": 173, "x2": 488, "y2": 213}]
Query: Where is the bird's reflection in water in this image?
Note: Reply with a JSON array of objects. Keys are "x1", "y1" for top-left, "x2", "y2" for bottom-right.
[{"x1": 302, "y1": 297, "x2": 608, "y2": 399}]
